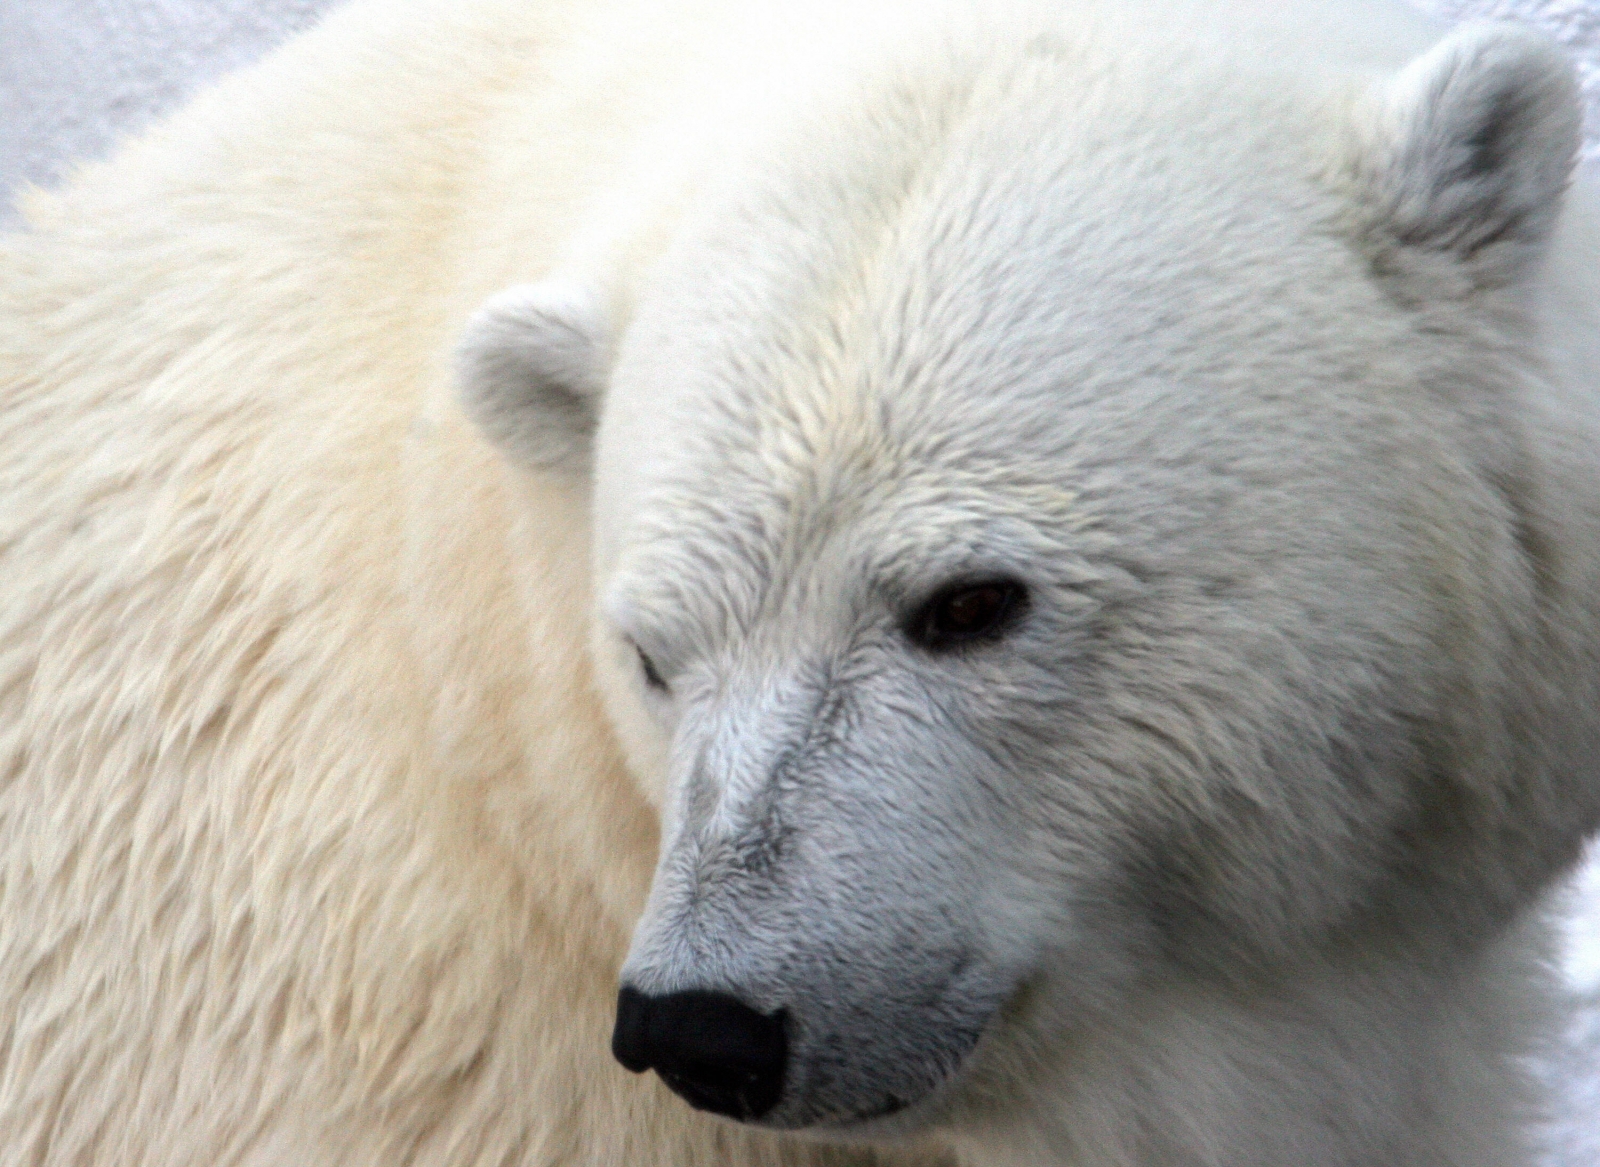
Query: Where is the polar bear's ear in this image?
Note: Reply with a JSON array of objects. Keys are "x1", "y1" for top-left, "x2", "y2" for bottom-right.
[
  {"x1": 1349, "y1": 23, "x2": 1581, "y2": 285},
  {"x1": 455, "y1": 280, "x2": 612, "y2": 471}
]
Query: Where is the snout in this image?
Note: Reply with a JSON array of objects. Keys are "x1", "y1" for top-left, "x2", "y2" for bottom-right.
[
  {"x1": 611, "y1": 955, "x2": 1006, "y2": 1131},
  {"x1": 612, "y1": 986, "x2": 789, "y2": 1120},
  {"x1": 613, "y1": 690, "x2": 1024, "y2": 1131}
]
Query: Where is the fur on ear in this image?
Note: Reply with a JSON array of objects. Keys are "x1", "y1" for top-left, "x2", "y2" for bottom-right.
[
  {"x1": 1347, "y1": 22, "x2": 1581, "y2": 285},
  {"x1": 455, "y1": 280, "x2": 613, "y2": 470}
]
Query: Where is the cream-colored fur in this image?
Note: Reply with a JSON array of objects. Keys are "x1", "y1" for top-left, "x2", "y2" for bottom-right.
[{"x1": 0, "y1": 0, "x2": 945, "y2": 1163}]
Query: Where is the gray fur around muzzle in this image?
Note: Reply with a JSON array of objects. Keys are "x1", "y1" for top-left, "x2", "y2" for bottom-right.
[{"x1": 611, "y1": 730, "x2": 1012, "y2": 1130}]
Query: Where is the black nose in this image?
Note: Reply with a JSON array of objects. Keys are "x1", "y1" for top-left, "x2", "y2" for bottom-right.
[{"x1": 612, "y1": 986, "x2": 788, "y2": 1120}]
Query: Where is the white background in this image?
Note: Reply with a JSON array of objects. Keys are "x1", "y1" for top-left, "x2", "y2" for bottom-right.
[{"x1": 1, "y1": 1, "x2": 1598, "y2": 1161}]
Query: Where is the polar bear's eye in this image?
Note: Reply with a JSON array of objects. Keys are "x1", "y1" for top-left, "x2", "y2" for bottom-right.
[
  {"x1": 907, "y1": 580, "x2": 1028, "y2": 650},
  {"x1": 636, "y1": 644, "x2": 669, "y2": 692}
]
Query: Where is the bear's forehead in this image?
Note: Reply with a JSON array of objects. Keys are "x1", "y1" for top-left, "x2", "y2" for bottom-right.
[
  {"x1": 633, "y1": 53, "x2": 1382, "y2": 461},
  {"x1": 635, "y1": 156, "x2": 1385, "y2": 504},
  {"x1": 603, "y1": 32, "x2": 1423, "y2": 627},
  {"x1": 611, "y1": 452, "x2": 1099, "y2": 651}
]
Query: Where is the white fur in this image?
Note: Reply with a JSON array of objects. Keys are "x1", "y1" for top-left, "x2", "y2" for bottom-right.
[
  {"x1": 455, "y1": 280, "x2": 613, "y2": 470},
  {"x1": 1348, "y1": 22, "x2": 1584, "y2": 284},
  {"x1": 1, "y1": 1, "x2": 1597, "y2": 1166}
]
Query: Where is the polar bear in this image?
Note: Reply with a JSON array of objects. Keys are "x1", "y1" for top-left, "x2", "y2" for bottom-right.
[{"x1": 2, "y1": 0, "x2": 1598, "y2": 1165}]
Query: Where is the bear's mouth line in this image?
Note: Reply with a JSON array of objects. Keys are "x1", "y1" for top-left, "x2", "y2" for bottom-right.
[
  {"x1": 815, "y1": 959, "x2": 1028, "y2": 1130},
  {"x1": 788, "y1": 1011, "x2": 998, "y2": 1133},
  {"x1": 795, "y1": 1058, "x2": 967, "y2": 1133},
  {"x1": 828, "y1": 1094, "x2": 915, "y2": 1125}
]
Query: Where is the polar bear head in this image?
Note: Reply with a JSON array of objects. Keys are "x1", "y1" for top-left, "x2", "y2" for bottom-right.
[{"x1": 457, "y1": 19, "x2": 1583, "y2": 1140}]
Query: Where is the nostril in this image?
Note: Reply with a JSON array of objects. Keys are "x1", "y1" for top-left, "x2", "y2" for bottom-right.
[
  {"x1": 611, "y1": 986, "x2": 655, "y2": 1073},
  {"x1": 611, "y1": 985, "x2": 788, "y2": 1121}
]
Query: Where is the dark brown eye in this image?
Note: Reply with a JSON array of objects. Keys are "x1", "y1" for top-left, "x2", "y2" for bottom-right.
[
  {"x1": 636, "y1": 645, "x2": 668, "y2": 691},
  {"x1": 907, "y1": 580, "x2": 1028, "y2": 650}
]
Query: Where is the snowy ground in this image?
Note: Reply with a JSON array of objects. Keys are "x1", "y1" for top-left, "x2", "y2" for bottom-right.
[{"x1": 2, "y1": 0, "x2": 1599, "y2": 1160}]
